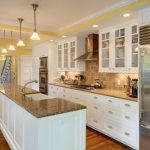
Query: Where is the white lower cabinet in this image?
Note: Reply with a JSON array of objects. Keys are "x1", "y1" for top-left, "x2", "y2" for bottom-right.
[{"x1": 48, "y1": 85, "x2": 139, "y2": 149}]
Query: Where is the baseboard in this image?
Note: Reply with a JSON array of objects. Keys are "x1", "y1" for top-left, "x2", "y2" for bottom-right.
[{"x1": 0, "y1": 122, "x2": 17, "y2": 150}]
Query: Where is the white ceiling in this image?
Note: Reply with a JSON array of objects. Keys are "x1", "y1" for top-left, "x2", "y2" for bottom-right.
[{"x1": 0, "y1": 0, "x2": 135, "y2": 32}]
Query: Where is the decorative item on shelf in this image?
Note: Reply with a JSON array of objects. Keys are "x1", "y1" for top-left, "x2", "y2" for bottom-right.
[
  {"x1": 17, "y1": 18, "x2": 25, "y2": 46},
  {"x1": 30, "y1": 4, "x2": 40, "y2": 40},
  {"x1": 8, "y1": 31, "x2": 16, "y2": 50},
  {"x1": 1, "y1": 30, "x2": 8, "y2": 54}
]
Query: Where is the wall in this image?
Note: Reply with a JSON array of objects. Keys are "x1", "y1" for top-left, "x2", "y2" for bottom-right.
[{"x1": 66, "y1": 60, "x2": 138, "y2": 91}]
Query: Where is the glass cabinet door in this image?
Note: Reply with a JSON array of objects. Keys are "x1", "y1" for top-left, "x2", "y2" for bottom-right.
[
  {"x1": 115, "y1": 28, "x2": 125, "y2": 67},
  {"x1": 64, "y1": 43, "x2": 69, "y2": 68},
  {"x1": 101, "y1": 32, "x2": 110, "y2": 68},
  {"x1": 131, "y1": 25, "x2": 138, "y2": 67},
  {"x1": 58, "y1": 45, "x2": 62, "y2": 68},
  {"x1": 70, "y1": 41, "x2": 76, "y2": 68}
]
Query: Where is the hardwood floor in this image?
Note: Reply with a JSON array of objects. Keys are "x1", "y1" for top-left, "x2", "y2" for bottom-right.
[
  {"x1": 0, "y1": 128, "x2": 131, "y2": 150},
  {"x1": 0, "y1": 131, "x2": 10, "y2": 150},
  {"x1": 86, "y1": 127, "x2": 131, "y2": 150}
]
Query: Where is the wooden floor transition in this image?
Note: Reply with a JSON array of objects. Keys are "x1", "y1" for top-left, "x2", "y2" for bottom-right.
[{"x1": 0, "y1": 127, "x2": 131, "y2": 150}]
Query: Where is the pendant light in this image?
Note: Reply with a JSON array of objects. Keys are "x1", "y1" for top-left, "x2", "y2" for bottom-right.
[
  {"x1": 30, "y1": 4, "x2": 40, "y2": 40},
  {"x1": 1, "y1": 30, "x2": 8, "y2": 54},
  {"x1": 8, "y1": 31, "x2": 16, "y2": 50},
  {"x1": 17, "y1": 18, "x2": 25, "y2": 46}
]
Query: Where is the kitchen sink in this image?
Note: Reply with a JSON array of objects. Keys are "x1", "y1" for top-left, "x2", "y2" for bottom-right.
[{"x1": 25, "y1": 93, "x2": 54, "y2": 101}]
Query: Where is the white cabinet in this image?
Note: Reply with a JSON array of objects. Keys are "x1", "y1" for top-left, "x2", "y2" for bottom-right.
[
  {"x1": 99, "y1": 22, "x2": 138, "y2": 73},
  {"x1": 49, "y1": 84, "x2": 139, "y2": 149},
  {"x1": 57, "y1": 37, "x2": 85, "y2": 71}
]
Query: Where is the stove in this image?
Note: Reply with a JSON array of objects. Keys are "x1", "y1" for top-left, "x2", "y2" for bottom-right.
[{"x1": 70, "y1": 85, "x2": 102, "y2": 90}]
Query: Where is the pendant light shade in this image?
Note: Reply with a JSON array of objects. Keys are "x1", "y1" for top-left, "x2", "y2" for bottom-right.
[
  {"x1": 30, "y1": 4, "x2": 40, "y2": 40},
  {"x1": 1, "y1": 30, "x2": 8, "y2": 54},
  {"x1": 17, "y1": 18, "x2": 25, "y2": 46},
  {"x1": 9, "y1": 31, "x2": 16, "y2": 50}
]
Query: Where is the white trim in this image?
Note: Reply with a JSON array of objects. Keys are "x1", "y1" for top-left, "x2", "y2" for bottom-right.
[{"x1": 0, "y1": 123, "x2": 17, "y2": 150}]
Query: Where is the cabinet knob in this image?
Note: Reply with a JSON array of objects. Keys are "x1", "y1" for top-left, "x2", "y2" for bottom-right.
[
  {"x1": 125, "y1": 116, "x2": 130, "y2": 120},
  {"x1": 108, "y1": 100, "x2": 112, "y2": 103},
  {"x1": 63, "y1": 94, "x2": 66, "y2": 97},
  {"x1": 94, "y1": 96, "x2": 98, "y2": 99},
  {"x1": 125, "y1": 104, "x2": 130, "y2": 107},
  {"x1": 94, "y1": 106, "x2": 98, "y2": 110},
  {"x1": 93, "y1": 119, "x2": 98, "y2": 123},
  {"x1": 51, "y1": 87, "x2": 53, "y2": 89},
  {"x1": 57, "y1": 88, "x2": 59, "y2": 90},
  {"x1": 124, "y1": 132, "x2": 130, "y2": 136},
  {"x1": 108, "y1": 125, "x2": 112, "y2": 129},
  {"x1": 108, "y1": 111, "x2": 113, "y2": 114}
]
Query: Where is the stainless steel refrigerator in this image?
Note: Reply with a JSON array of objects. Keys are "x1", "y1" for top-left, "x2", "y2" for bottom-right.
[{"x1": 139, "y1": 25, "x2": 150, "y2": 150}]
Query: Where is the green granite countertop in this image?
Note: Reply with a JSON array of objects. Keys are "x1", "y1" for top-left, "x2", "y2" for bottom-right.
[{"x1": 0, "y1": 84, "x2": 86, "y2": 118}]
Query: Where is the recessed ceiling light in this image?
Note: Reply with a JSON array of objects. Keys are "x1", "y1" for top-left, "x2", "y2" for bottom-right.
[
  {"x1": 62, "y1": 35, "x2": 67, "y2": 38},
  {"x1": 50, "y1": 40, "x2": 54, "y2": 42},
  {"x1": 92, "y1": 24, "x2": 98, "y2": 28},
  {"x1": 123, "y1": 13, "x2": 130, "y2": 17}
]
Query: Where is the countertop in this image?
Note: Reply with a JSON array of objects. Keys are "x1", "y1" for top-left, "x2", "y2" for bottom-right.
[
  {"x1": 0, "y1": 84, "x2": 86, "y2": 118},
  {"x1": 49, "y1": 83, "x2": 138, "y2": 102}
]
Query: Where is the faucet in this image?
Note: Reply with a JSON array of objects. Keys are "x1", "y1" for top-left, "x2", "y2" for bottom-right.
[{"x1": 21, "y1": 80, "x2": 38, "y2": 95}]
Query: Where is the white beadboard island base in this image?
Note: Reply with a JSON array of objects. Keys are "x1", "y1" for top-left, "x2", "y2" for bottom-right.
[{"x1": 0, "y1": 86, "x2": 86, "y2": 150}]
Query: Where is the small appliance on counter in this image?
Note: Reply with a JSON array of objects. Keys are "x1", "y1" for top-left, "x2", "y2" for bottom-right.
[{"x1": 129, "y1": 78, "x2": 138, "y2": 98}]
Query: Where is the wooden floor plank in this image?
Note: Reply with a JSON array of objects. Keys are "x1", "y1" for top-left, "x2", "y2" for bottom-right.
[{"x1": 0, "y1": 127, "x2": 131, "y2": 150}]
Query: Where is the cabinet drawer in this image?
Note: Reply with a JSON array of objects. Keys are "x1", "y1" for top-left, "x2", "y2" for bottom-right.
[
  {"x1": 120, "y1": 100, "x2": 138, "y2": 112},
  {"x1": 119, "y1": 111, "x2": 138, "y2": 128},
  {"x1": 120, "y1": 127, "x2": 137, "y2": 147},
  {"x1": 104, "y1": 107, "x2": 119, "y2": 120},
  {"x1": 104, "y1": 120, "x2": 119, "y2": 136},
  {"x1": 87, "y1": 111, "x2": 103, "y2": 129},
  {"x1": 104, "y1": 96, "x2": 120, "y2": 108}
]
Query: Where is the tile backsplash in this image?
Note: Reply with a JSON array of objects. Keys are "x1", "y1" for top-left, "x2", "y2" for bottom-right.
[{"x1": 65, "y1": 60, "x2": 138, "y2": 90}]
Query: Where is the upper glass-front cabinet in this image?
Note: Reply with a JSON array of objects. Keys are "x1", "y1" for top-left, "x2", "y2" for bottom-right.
[
  {"x1": 101, "y1": 32, "x2": 110, "y2": 68},
  {"x1": 63, "y1": 43, "x2": 69, "y2": 68},
  {"x1": 58, "y1": 45, "x2": 62, "y2": 68},
  {"x1": 70, "y1": 41, "x2": 76, "y2": 68},
  {"x1": 131, "y1": 25, "x2": 138, "y2": 68},
  {"x1": 99, "y1": 23, "x2": 138, "y2": 73},
  {"x1": 115, "y1": 28, "x2": 125, "y2": 68}
]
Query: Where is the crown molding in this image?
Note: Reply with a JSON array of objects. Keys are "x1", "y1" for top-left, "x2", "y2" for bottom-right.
[{"x1": 57, "y1": 0, "x2": 150, "y2": 36}]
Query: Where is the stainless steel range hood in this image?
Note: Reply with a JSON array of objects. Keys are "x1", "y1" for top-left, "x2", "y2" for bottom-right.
[{"x1": 75, "y1": 34, "x2": 99, "y2": 61}]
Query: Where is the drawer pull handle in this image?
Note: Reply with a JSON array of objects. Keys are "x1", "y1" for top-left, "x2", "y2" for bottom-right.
[
  {"x1": 63, "y1": 90, "x2": 66, "y2": 92},
  {"x1": 94, "y1": 96, "x2": 98, "y2": 99},
  {"x1": 125, "y1": 116, "x2": 130, "y2": 120},
  {"x1": 108, "y1": 111, "x2": 113, "y2": 114},
  {"x1": 124, "y1": 132, "x2": 130, "y2": 136},
  {"x1": 125, "y1": 104, "x2": 130, "y2": 107},
  {"x1": 75, "y1": 98, "x2": 79, "y2": 100},
  {"x1": 57, "y1": 88, "x2": 58, "y2": 90},
  {"x1": 108, "y1": 125, "x2": 112, "y2": 129},
  {"x1": 108, "y1": 100, "x2": 112, "y2": 103},
  {"x1": 94, "y1": 106, "x2": 98, "y2": 110},
  {"x1": 93, "y1": 119, "x2": 98, "y2": 123}
]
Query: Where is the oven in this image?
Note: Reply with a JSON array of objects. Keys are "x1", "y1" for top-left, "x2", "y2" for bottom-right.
[
  {"x1": 40, "y1": 57, "x2": 47, "y2": 69},
  {"x1": 39, "y1": 69, "x2": 48, "y2": 94}
]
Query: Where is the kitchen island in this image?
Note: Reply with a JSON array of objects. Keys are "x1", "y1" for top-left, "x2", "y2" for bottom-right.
[{"x1": 0, "y1": 84, "x2": 86, "y2": 150}]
